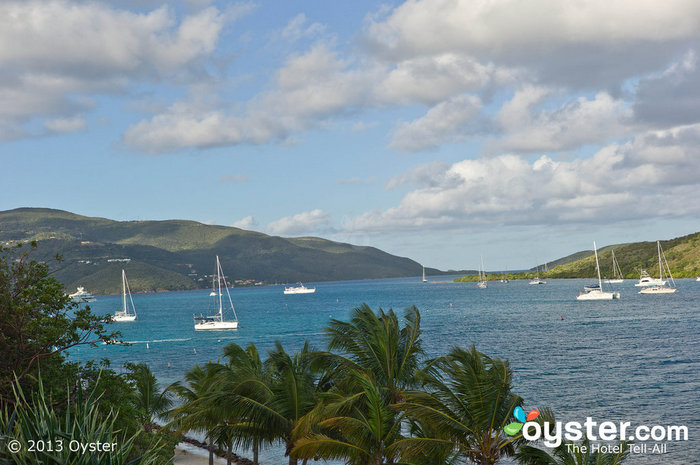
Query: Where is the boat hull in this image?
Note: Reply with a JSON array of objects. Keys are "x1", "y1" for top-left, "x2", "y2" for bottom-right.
[
  {"x1": 604, "y1": 279, "x2": 624, "y2": 284},
  {"x1": 577, "y1": 290, "x2": 620, "y2": 300},
  {"x1": 284, "y1": 288, "x2": 316, "y2": 294},
  {"x1": 112, "y1": 313, "x2": 137, "y2": 322},
  {"x1": 639, "y1": 286, "x2": 676, "y2": 294},
  {"x1": 194, "y1": 321, "x2": 239, "y2": 330},
  {"x1": 634, "y1": 279, "x2": 665, "y2": 287}
]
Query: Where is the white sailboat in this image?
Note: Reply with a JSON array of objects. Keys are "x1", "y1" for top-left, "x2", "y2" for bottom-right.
[
  {"x1": 577, "y1": 241, "x2": 620, "y2": 300},
  {"x1": 639, "y1": 241, "x2": 676, "y2": 294},
  {"x1": 112, "y1": 270, "x2": 137, "y2": 321},
  {"x1": 477, "y1": 257, "x2": 487, "y2": 289},
  {"x1": 604, "y1": 249, "x2": 624, "y2": 284},
  {"x1": 422, "y1": 266, "x2": 427, "y2": 283},
  {"x1": 284, "y1": 282, "x2": 316, "y2": 294},
  {"x1": 194, "y1": 256, "x2": 239, "y2": 330}
]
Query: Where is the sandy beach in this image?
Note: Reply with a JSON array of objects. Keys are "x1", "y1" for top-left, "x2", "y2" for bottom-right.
[{"x1": 173, "y1": 443, "x2": 229, "y2": 465}]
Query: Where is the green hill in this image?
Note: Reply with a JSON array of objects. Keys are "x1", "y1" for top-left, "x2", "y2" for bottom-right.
[
  {"x1": 544, "y1": 232, "x2": 700, "y2": 279},
  {"x1": 0, "y1": 208, "x2": 433, "y2": 294}
]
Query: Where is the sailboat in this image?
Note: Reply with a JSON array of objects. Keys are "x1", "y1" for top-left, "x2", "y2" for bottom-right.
[
  {"x1": 639, "y1": 241, "x2": 676, "y2": 294},
  {"x1": 529, "y1": 265, "x2": 546, "y2": 285},
  {"x1": 604, "y1": 249, "x2": 624, "y2": 284},
  {"x1": 194, "y1": 256, "x2": 239, "y2": 330},
  {"x1": 422, "y1": 266, "x2": 427, "y2": 283},
  {"x1": 477, "y1": 257, "x2": 487, "y2": 289},
  {"x1": 112, "y1": 270, "x2": 137, "y2": 321},
  {"x1": 577, "y1": 241, "x2": 620, "y2": 300}
]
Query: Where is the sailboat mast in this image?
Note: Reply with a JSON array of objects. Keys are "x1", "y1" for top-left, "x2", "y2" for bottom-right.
[
  {"x1": 593, "y1": 241, "x2": 602, "y2": 288},
  {"x1": 657, "y1": 241, "x2": 663, "y2": 279},
  {"x1": 122, "y1": 269, "x2": 127, "y2": 313},
  {"x1": 217, "y1": 256, "x2": 223, "y2": 320}
]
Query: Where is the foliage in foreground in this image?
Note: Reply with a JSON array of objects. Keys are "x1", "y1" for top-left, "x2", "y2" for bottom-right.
[{"x1": 0, "y1": 376, "x2": 170, "y2": 465}]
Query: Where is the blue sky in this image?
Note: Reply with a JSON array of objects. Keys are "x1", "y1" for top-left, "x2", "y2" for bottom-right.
[{"x1": 2, "y1": 0, "x2": 700, "y2": 270}]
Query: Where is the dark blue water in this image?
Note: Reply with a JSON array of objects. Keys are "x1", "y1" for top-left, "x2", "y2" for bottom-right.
[{"x1": 71, "y1": 277, "x2": 700, "y2": 464}]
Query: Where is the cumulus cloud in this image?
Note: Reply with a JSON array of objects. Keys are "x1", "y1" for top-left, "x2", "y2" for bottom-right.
[
  {"x1": 491, "y1": 92, "x2": 633, "y2": 153},
  {"x1": 390, "y1": 94, "x2": 482, "y2": 151},
  {"x1": 124, "y1": 43, "x2": 378, "y2": 152},
  {"x1": 279, "y1": 13, "x2": 327, "y2": 42},
  {"x1": 116, "y1": 0, "x2": 700, "y2": 157},
  {"x1": 0, "y1": 0, "x2": 231, "y2": 140},
  {"x1": 232, "y1": 215, "x2": 258, "y2": 230},
  {"x1": 633, "y1": 50, "x2": 700, "y2": 127},
  {"x1": 267, "y1": 209, "x2": 334, "y2": 236},
  {"x1": 43, "y1": 116, "x2": 87, "y2": 134},
  {"x1": 344, "y1": 124, "x2": 700, "y2": 233}
]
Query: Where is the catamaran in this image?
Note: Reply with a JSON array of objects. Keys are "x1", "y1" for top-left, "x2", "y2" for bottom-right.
[
  {"x1": 577, "y1": 241, "x2": 620, "y2": 300},
  {"x1": 112, "y1": 269, "x2": 137, "y2": 321},
  {"x1": 604, "y1": 249, "x2": 624, "y2": 284},
  {"x1": 639, "y1": 241, "x2": 676, "y2": 294},
  {"x1": 194, "y1": 256, "x2": 239, "y2": 330},
  {"x1": 284, "y1": 282, "x2": 316, "y2": 294}
]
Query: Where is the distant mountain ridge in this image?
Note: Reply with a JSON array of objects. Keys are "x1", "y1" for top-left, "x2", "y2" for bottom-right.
[{"x1": 0, "y1": 208, "x2": 443, "y2": 294}]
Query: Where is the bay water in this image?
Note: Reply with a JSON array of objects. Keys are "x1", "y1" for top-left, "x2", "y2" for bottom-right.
[{"x1": 71, "y1": 277, "x2": 699, "y2": 463}]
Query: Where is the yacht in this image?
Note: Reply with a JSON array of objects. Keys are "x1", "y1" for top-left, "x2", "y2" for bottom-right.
[
  {"x1": 634, "y1": 269, "x2": 665, "y2": 287},
  {"x1": 284, "y1": 282, "x2": 316, "y2": 294},
  {"x1": 69, "y1": 287, "x2": 96, "y2": 303}
]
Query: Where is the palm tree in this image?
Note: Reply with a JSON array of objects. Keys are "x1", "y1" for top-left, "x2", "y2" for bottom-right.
[
  {"x1": 392, "y1": 346, "x2": 524, "y2": 465},
  {"x1": 292, "y1": 370, "x2": 406, "y2": 465},
  {"x1": 315, "y1": 304, "x2": 424, "y2": 403},
  {"x1": 168, "y1": 362, "x2": 221, "y2": 465},
  {"x1": 210, "y1": 341, "x2": 317, "y2": 465},
  {"x1": 291, "y1": 304, "x2": 425, "y2": 465},
  {"x1": 210, "y1": 342, "x2": 271, "y2": 465},
  {"x1": 125, "y1": 362, "x2": 173, "y2": 433}
]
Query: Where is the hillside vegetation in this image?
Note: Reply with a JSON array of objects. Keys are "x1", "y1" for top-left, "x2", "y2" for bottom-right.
[
  {"x1": 0, "y1": 208, "x2": 430, "y2": 294},
  {"x1": 544, "y1": 232, "x2": 700, "y2": 279}
]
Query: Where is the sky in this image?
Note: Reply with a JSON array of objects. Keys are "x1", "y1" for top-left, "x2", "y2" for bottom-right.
[{"x1": 1, "y1": 0, "x2": 700, "y2": 271}]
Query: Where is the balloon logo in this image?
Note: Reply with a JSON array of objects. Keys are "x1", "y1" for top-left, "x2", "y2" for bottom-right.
[{"x1": 504, "y1": 406, "x2": 540, "y2": 435}]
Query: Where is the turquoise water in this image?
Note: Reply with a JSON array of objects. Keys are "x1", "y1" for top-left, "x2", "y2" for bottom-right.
[{"x1": 72, "y1": 277, "x2": 699, "y2": 463}]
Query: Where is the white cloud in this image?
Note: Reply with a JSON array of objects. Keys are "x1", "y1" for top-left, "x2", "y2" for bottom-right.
[
  {"x1": 344, "y1": 124, "x2": 700, "y2": 233},
  {"x1": 280, "y1": 13, "x2": 327, "y2": 42},
  {"x1": 0, "y1": 0, "x2": 231, "y2": 140},
  {"x1": 43, "y1": 116, "x2": 87, "y2": 134},
  {"x1": 492, "y1": 92, "x2": 632, "y2": 153},
  {"x1": 376, "y1": 53, "x2": 513, "y2": 106},
  {"x1": 267, "y1": 209, "x2": 334, "y2": 236},
  {"x1": 390, "y1": 94, "x2": 482, "y2": 151},
  {"x1": 232, "y1": 215, "x2": 257, "y2": 230},
  {"x1": 365, "y1": 0, "x2": 700, "y2": 58}
]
